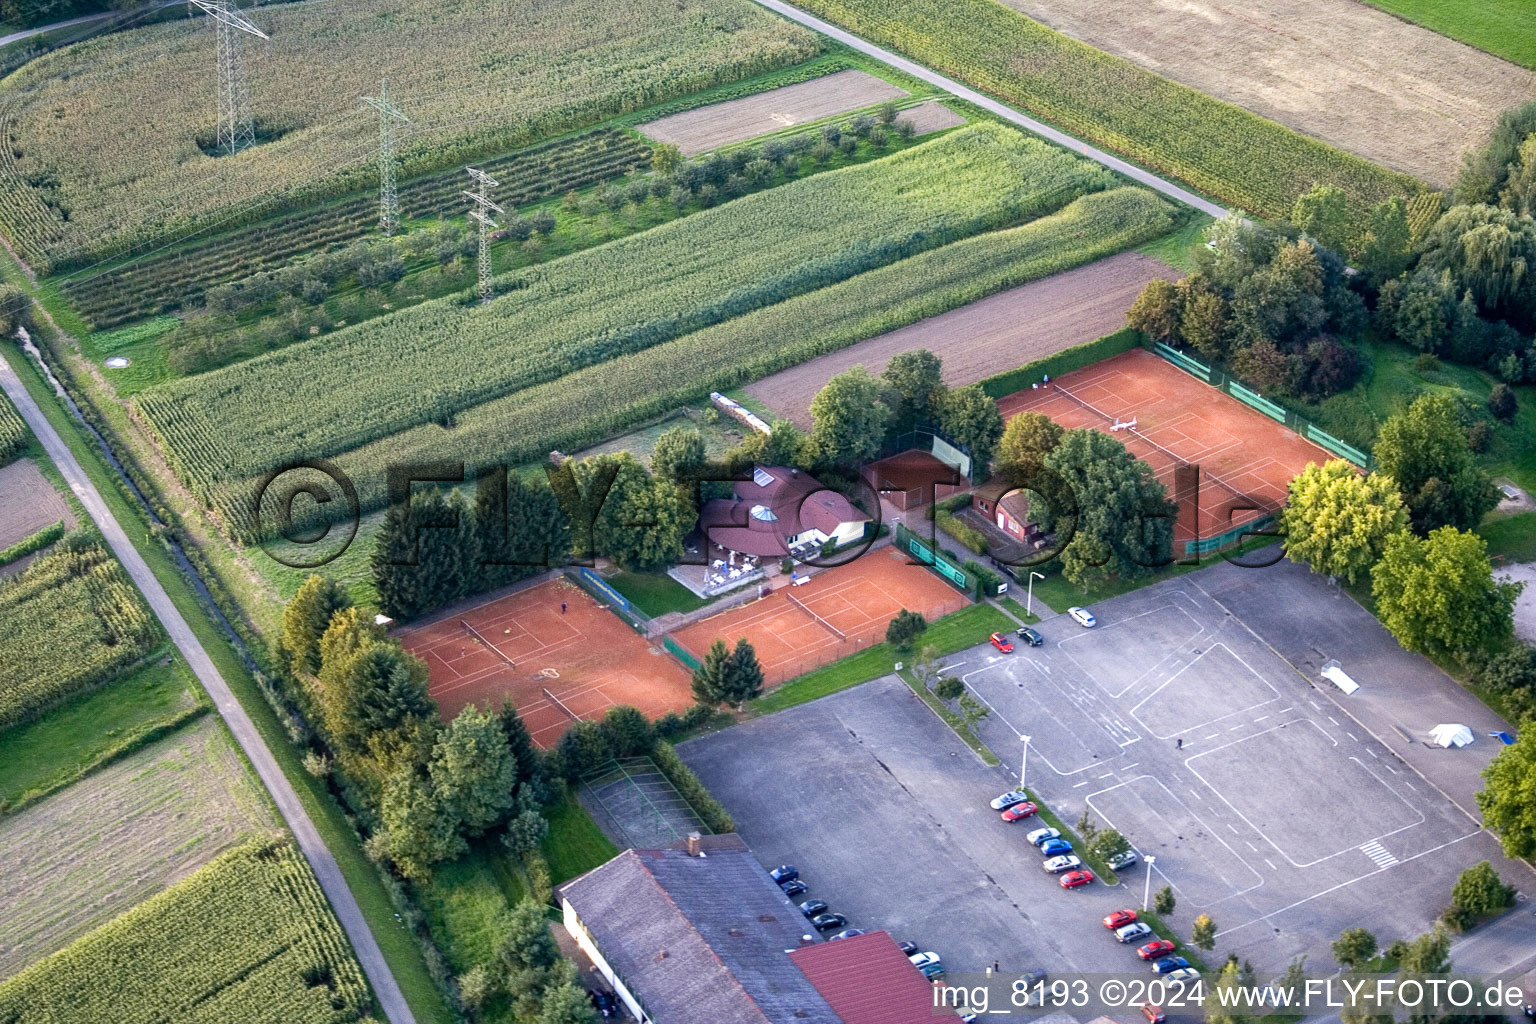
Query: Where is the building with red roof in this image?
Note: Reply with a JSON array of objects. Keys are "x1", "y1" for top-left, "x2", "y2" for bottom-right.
[{"x1": 790, "y1": 931, "x2": 961, "y2": 1024}]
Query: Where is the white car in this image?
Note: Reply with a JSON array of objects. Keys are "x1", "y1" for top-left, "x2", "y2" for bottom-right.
[
  {"x1": 1026, "y1": 826, "x2": 1061, "y2": 847},
  {"x1": 1069, "y1": 606, "x2": 1097, "y2": 628},
  {"x1": 908, "y1": 952, "x2": 944, "y2": 980},
  {"x1": 1042, "y1": 855, "x2": 1081, "y2": 874},
  {"x1": 1115, "y1": 922, "x2": 1153, "y2": 943},
  {"x1": 1165, "y1": 968, "x2": 1201, "y2": 983}
]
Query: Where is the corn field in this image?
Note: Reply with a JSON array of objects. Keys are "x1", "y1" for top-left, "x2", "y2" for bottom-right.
[
  {"x1": 59, "y1": 127, "x2": 652, "y2": 330},
  {"x1": 0, "y1": 535, "x2": 160, "y2": 731},
  {"x1": 0, "y1": 391, "x2": 26, "y2": 464},
  {"x1": 790, "y1": 0, "x2": 1427, "y2": 220},
  {"x1": 0, "y1": 0, "x2": 817, "y2": 273},
  {"x1": 0, "y1": 839, "x2": 376, "y2": 1024},
  {"x1": 179, "y1": 184, "x2": 1171, "y2": 534},
  {"x1": 137, "y1": 123, "x2": 1114, "y2": 532}
]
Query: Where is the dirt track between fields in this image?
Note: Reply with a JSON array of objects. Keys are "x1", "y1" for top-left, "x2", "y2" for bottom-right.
[
  {"x1": 638, "y1": 69, "x2": 908, "y2": 154},
  {"x1": 992, "y1": 0, "x2": 1536, "y2": 187},
  {"x1": 0, "y1": 458, "x2": 73, "y2": 574},
  {"x1": 744, "y1": 251, "x2": 1179, "y2": 428}
]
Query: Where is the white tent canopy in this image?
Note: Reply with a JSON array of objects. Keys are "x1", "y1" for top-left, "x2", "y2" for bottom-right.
[{"x1": 1430, "y1": 724, "x2": 1474, "y2": 748}]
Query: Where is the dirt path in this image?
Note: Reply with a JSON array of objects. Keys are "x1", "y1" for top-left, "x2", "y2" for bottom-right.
[
  {"x1": 744, "y1": 251, "x2": 1179, "y2": 428},
  {"x1": 0, "y1": 456, "x2": 72, "y2": 549},
  {"x1": 0, "y1": 344, "x2": 419, "y2": 1023}
]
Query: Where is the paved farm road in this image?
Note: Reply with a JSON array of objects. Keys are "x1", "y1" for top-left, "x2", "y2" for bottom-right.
[
  {"x1": 0, "y1": 348, "x2": 417, "y2": 1024},
  {"x1": 749, "y1": 0, "x2": 1231, "y2": 220}
]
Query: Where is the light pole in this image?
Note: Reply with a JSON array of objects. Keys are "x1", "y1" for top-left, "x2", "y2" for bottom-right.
[
  {"x1": 1026, "y1": 571, "x2": 1045, "y2": 618},
  {"x1": 1019, "y1": 734, "x2": 1032, "y2": 791},
  {"x1": 1142, "y1": 855, "x2": 1157, "y2": 910}
]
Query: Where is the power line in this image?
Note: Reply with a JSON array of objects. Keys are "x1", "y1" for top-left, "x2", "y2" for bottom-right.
[
  {"x1": 360, "y1": 78, "x2": 410, "y2": 236},
  {"x1": 462, "y1": 166, "x2": 500, "y2": 305},
  {"x1": 187, "y1": 0, "x2": 268, "y2": 156}
]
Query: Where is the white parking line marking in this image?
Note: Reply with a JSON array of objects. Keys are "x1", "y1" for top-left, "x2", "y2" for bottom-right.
[
  {"x1": 1327, "y1": 716, "x2": 1339, "y2": 726},
  {"x1": 1384, "y1": 764, "x2": 1397, "y2": 774},
  {"x1": 1073, "y1": 780, "x2": 1089, "y2": 788},
  {"x1": 1099, "y1": 772, "x2": 1115, "y2": 779},
  {"x1": 1246, "y1": 841, "x2": 1258, "y2": 852},
  {"x1": 1367, "y1": 748, "x2": 1378, "y2": 758},
  {"x1": 1254, "y1": 715, "x2": 1270, "y2": 723},
  {"x1": 1264, "y1": 858, "x2": 1278, "y2": 871},
  {"x1": 1226, "y1": 823, "x2": 1239, "y2": 834},
  {"x1": 1346, "y1": 731, "x2": 1360, "y2": 742},
  {"x1": 1228, "y1": 723, "x2": 1245, "y2": 731},
  {"x1": 1121, "y1": 763, "x2": 1140, "y2": 771},
  {"x1": 1403, "y1": 780, "x2": 1417, "y2": 792},
  {"x1": 1189, "y1": 788, "x2": 1204, "y2": 802},
  {"x1": 1205, "y1": 732, "x2": 1219, "y2": 739},
  {"x1": 1308, "y1": 700, "x2": 1322, "y2": 710},
  {"x1": 1360, "y1": 841, "x2": 1399, "y2": 868}
]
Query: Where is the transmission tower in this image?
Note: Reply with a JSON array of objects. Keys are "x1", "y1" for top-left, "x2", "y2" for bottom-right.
[
  {"x1": 463, "y1": 167, "x2": 502, "y2": 305},
  {"x1": 188, "y1": 0, "x2": 268, "y2": 156},
  {"x1": 361, "y1": 79, "x2": 410, "y2": 236}
]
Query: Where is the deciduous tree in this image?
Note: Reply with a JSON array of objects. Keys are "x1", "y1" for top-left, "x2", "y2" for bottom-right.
[
  {"x1": 886, "y1": 609, "x2": 928, "y2": 651},
  {"x1": 1281, "y1": 461, "x2": 1407, "y2": 584},
  {"x1": 938, "y1": 384, "x2": 1004, "y2": 474},
  {"x1": 1478, "y1": 729, "x2": 1536, "y2": 857},
  {"x1": 280, "y1": 574, "x2": 352, "y2": 676},
  {"x1": 1359, "y1": 196, "x2": 1413, "y2": 289},
  {"x1": 1192, "y1": 913, "x2": 1218, "y2": 951},
  {"x1": 1371, "y1": 527, "x2": 1520, "y2": 660},
  {"x1": 429, "y1": 704, "x2": 519, "y2": 837},
  {"x1": 809, "y1": 366, "x2": 888, "y2": 465},
  {"x1": 881, "y1": 349, "x2": 945, "y2": 430},
  {"x1": 1292, "y1": 184, "x2": 1353, "y2": 255},
  {"x1": 1450, "y1": 861, "x2": 1515, "y2": 917},
  {"x1": 1043, "y1": 429, "x2": 1176, "y2": 589},
  {"x1": 1374, "y1": 394, "x2": 1499, "y2": 534},
  {"x1": 1154, "y1": 884, "x2": 1175, "y2": 915},
  {"x1": 998, "y1": 412, "x2": 1064, "y2": 485},
  {"x1": 1332, "y1": 927, "x2": 1378, "y2": 970}
]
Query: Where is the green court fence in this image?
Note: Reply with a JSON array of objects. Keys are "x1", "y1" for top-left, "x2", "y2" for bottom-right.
[
  {"x1": 895, "y1": 522, "x2": 978, "y2": 598},
  {"x1": 567, "y1": 567, "x2": 649, "y2": 633},
  {"x1": 663, "y1": 636, "x2": 701, "y2": 672},
  {"x1": 1152, "y1": 343, "x2": 1375, "y2": 470}
]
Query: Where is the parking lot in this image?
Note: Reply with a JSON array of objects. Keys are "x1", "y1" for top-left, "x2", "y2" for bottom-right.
[{"x1": 682, "y1": 563, "x2": 1525, "y2": 975}]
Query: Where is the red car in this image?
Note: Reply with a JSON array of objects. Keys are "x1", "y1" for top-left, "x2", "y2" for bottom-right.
[
  {"x1": 1001, "y1": 801, "x2": 1039, "y2": 822},
  {"x1": 989, "y1": 632, "x2": 1014, "y2": 653},
  {"x1": 1059, "y1": 870, "x2": 1094, "y2": 889},
  {"x1": 1103, "y1": 910, "x2": 1139, "y2": 930},
  {"x1": 1143, "y1": 1003, "x2": 1167, "y2": 1024},
  {"x1": 1137, "y1": 940, "x2": 1177, "y2": 961}
]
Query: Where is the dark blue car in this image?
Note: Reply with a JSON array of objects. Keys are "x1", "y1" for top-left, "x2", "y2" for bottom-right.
[
  {"x1": 1039, "y1": 838, "x2": 1073, "y2": 857},
  {"x1": 1151, "y1": 957, "x2": 1192, "y2": 975}
]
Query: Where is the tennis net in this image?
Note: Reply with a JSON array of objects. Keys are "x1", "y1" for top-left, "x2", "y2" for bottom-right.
[
  {"x1": 785, "y1": 591, "x2": 846, "y2": 640},
  {"x1": 461, "y1": 618, "x2": 516, "y2": 670}
]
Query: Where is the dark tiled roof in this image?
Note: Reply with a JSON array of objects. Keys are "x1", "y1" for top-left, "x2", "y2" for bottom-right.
[
  {"x1": 559, "y1": 847, "x2": 839, "y2": 1024},
  {"x1": 699, "y1": 466, "x2": 869, "y2": 557},
  {"x1": 790, "y1": 931, "x2": 953, "y2": 1024}
]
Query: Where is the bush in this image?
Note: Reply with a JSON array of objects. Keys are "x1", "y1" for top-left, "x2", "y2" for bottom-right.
[
  {"x1": 1467, "y1": 420, "x2": 1493, "y2": 453},
  {"x1": 878, "y1": 100, "x2": 898, "y2": 124},
  {"x1": 1450, "y1": 860, "x2": 1515, "y2": 918},
  {"x1": 936, "y1": 509, "x2": 988, "y2": 554},
  {"x1": 965, "y1": 558, "x2": 1005, "y2": 597},
  {"x1": 851, "y1": 114, "x2": 877, "y2": 137},
  {"x1": 651, "y1": 741, "x2": 734, "y2": 834},
  {"x1": 1489, "y1": 383, "x2": 1518, "y2": 422},
  {"x1": 935, "y1": 676, "x2": 964, "y2": 701},
  {"x1": 886, "y1": 609, "x2": 929, "y2": 651}
]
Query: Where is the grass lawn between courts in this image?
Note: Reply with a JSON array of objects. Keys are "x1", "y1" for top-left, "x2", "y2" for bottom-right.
[
  {"x1": 541, "y1": 792, "x2": 620, "y2": 885},
  {"x1": 0, "y1": 341, "x2": 456, "y2": 1024},
  {"x1": 749, "y1": 602, "x2": 1013, "y2": 715},
  {"x1": 1026, "y1": 533, "x2": 1284, "y2": 614},
  {"x1": 604, "y1": 570, "x2": 712, "y2": 618},
  {"x1": 0, "y1": 648, "x2": 205, "y2": 810}
]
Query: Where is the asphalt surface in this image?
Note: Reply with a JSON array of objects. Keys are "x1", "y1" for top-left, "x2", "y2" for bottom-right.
[
  {"x1": 947, "y1": 575, "x2": 1518, "y2": 970},
  {"x1": 0, "y1": 0, "x2": 177, "y2": 47},
  {"x1": 0, "y1": 343, "x2": 417, "y2": 1024},
  {"x1": 684, "y1": 555, "x2": 1534, "y2": 979},
  {"x1": 747, "y1": 0, "x2": 1231, "y2": 220}
]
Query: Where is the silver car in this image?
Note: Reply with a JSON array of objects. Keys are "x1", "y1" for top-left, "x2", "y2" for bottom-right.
[
  {"x1": 1042, "y1": 855, "x2": 1081, "y2": 874},
  {"x1": 1026, "y1": 826, "x2": 1061, "y2": 847},
  {"x1": 1115, "y1": 922, "x2": 1153, "y2": 943}
]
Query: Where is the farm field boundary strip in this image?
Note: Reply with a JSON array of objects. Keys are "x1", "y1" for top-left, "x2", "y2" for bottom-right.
[
  {"x1": 135, "y1": 123, "x2": 1115, "y2": 517},
  {"x1": 199, "y1": 185, "x2": 1175, "y2": 530},
  {"x1": 0, "y1": 0, "x2": 821, "y2": 273},
  {"x1": 0, "y1": 839, "x2": 375, "y2": 1024},
  {"x1": 771, "y1": 0, "x2": 1428, "y2": 219}
]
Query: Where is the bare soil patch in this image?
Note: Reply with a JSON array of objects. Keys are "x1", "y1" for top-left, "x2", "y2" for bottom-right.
[
  {"x1": 745, "y1": 251, "x2": 1178, "y2": 428},
  {"x1": 0, "y1": 458, "x2": 72, "y2": 552},
  {"x1": 991, "y1": 0, "x2": 1536, "y2": 187},
  {"x1": 0, "y1": 718, "x2": 279, "y2": 978},
  {"x1": 638, "y1": 69, "x2": 908, "y2": 155},
  {"x1": 900, "y1": 99, "x2": 967, "y2": 135}
]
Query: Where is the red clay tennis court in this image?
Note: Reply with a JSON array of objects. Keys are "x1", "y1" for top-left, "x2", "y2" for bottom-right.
[
  {"x1": 670, "y1": 547, "x2": 970, "y2": 686},
  {"x1": 998, "y1": 348, "x2": 1331, "y2": 548},
  {"x1": 399, "y1": 577, "x2": 693, "y2": 747}
]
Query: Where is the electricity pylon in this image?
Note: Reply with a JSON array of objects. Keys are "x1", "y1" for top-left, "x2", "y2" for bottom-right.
[
  {"x1": 188, "y1": 0, "x2": 268, "y2": 156},
  {"x1": 463, "y1": 168, "x2": 502, "y2": 305},
  {"x1": 361, "y1": 79, "x2": 410, "y2": 236}
]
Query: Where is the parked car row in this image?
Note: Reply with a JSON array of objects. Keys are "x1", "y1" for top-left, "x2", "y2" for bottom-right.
[
  {"x1": 983, "y1": 608, "x2": 1098, "y2": 658},
  {"x1": 768, "y1": 864, "x2": 940, "y2": 978},
  {"x1": 1100, "y1": 910, "x2": 1199, "y2": 978}
]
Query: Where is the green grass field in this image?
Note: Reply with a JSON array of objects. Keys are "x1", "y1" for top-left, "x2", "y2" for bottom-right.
[
  {"x1": 1481, "y1": 513, "x2": 1536, "y2": 564},
  {"x1": 0, "y1": 649, "x2": 201, "y2": 810},
  {"x1": 1359, "y1": 0, "x2": 1536, "y2": 69},
  {"x1": 540, "y1": 793, "x2": 620, "y2": 885},
  {"x1": 605, "y1": 571, "x2": 712, "y2": 618}
]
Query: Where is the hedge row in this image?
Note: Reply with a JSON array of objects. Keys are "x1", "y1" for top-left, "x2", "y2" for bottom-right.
[
  {"x1": 981, "y1": 327, "x2": 1143, "y2": 399},
  {"x1": 651, "y1": 741, "x2": 735, "y2": 835}
]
